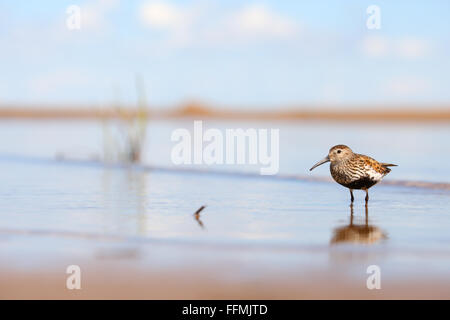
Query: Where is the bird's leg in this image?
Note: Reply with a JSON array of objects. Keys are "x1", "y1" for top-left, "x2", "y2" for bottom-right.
[
  {"x1": 349, "y1": 189, "x2": 354, "y2": 203},
  {"x1": 365, "y1": 204, "x2": 369, "y2": 226},
  {"x1": 365, "y1": 189, "x2": 369, "y2": 203},
  {"x1": 349, "y1": 203, "x2": 354, "y2": 226}
]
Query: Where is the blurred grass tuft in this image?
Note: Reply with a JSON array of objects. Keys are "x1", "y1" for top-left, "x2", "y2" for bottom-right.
[{"x1": 102, "y1": 75, "x2": 148, "y2": 164}]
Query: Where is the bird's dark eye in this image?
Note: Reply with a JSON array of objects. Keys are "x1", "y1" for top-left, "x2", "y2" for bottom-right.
[{"x1": 337, "y1": 150, "x2": 341, "y2": 154}]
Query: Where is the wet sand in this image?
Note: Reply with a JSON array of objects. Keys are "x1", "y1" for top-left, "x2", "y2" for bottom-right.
[
  {"x1": 2, "y1": 257, "x2": 450, "y2": 299},
  {"x1": 2, "y1": 219, "x2": 450, "y2": 300}
]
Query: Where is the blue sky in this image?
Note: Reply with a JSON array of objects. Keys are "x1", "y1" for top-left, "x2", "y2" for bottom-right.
[{"x1": 1, "y1": 0, "x2": 450, "y2": 109}]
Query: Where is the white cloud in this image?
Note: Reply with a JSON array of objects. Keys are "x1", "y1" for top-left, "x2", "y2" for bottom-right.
[
  {"x1": 139, "y1": 2, "x2": 190, "y2": 29},
  {"x1": 82, "y1": 0, "x2": 120, "y2": 31},
  {"x1": 395, "y1": 37, "x2": 430, "y2": 59},
  {"x1": 138, "y1": 1, "x2": 301, "y2": 47},
  {"x1": 139, "y1": 1, "x2": 202, "y2": 47},
  {"x1": 28, "y1": 69, "x2": 94, "y2": 96},
  {"x1": 362, "y1": 35, "x2": 388, "y2": 58},
  {"x1": 228, "y1": 4, "x2": 299, "y2": 39},
  {"x1": 385, "y1": 77, "x2": 431, "y2": 96},
  {"x1": 361, "y1": 35, "x2": 431, "y2": 59}
]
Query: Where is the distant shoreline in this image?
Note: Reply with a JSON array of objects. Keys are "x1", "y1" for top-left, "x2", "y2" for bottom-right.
[{"x1": 1, "y1": 104, "x2": 450, "y2": 122}]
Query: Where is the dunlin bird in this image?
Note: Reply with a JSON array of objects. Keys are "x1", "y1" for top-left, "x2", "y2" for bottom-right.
[{"x1": 310, "y1": 145, "x2": 397, "y2": 203}]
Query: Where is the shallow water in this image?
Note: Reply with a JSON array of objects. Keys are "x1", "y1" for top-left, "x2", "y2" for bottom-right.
[
  {"x1": 2, "y1": 120, "x2": 450, "y2": 181},
  {"x1": 1, "y1": 120, "x2": 450, "y2": 297}
]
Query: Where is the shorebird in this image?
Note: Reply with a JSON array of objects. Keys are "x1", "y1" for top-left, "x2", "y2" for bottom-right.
[{"x1": 309, "y1": 145, "x2": 397, "y2": 203}]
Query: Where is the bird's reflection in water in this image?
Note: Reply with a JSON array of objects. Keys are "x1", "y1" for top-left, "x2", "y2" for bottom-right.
[{"x1": 331, "y1": 204, "x2": 387, "y2": 245}]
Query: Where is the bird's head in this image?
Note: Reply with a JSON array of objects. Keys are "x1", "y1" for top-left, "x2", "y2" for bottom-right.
[{"x1": 310, "y1": 144, "x2": 353, "y2": 171}]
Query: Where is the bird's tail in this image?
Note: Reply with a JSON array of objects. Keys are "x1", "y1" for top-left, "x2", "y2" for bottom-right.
[{"x1": 381, "y1": 163, "x2": 397, "y2": 167}]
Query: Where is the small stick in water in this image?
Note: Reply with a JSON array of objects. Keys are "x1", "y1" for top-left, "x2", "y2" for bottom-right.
[{"x1": 194, "y1": 205, "x2": 206, "y2": 229}]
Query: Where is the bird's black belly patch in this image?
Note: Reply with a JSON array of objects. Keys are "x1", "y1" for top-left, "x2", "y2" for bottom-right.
[{"x1": 343, "y1": 177, "x2": 378, "y2": 189}]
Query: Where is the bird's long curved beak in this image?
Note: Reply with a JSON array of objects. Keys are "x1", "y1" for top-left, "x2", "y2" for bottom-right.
[{"x1": 310, "y1": 156, "x2": 330, "y2": 171}]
